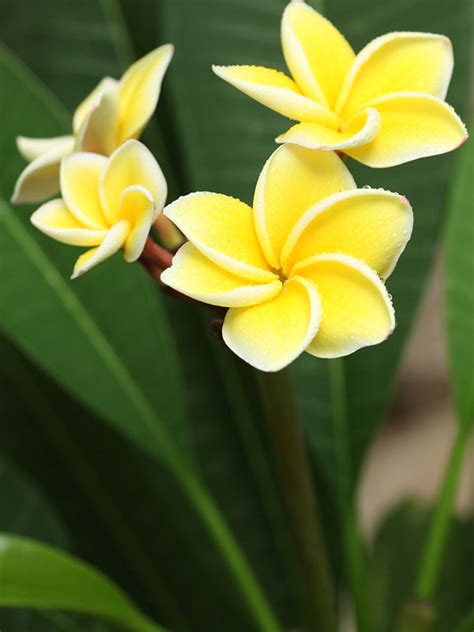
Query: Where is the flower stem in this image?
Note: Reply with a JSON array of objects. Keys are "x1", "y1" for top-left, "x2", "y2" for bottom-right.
[
  {"x1": 414, "y1": 420, "x2": 472, "y2": 600},
  {"x1": 329, "y1": 358, "x2": 370, "y2": 632},
  {"x1": 258, "y1": 368, "x2": 336, "y2": 632}
]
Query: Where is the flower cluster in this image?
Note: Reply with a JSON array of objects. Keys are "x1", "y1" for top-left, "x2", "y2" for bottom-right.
[{"x1": 13, "y1": 1, "x2": 467, "y2": 372}]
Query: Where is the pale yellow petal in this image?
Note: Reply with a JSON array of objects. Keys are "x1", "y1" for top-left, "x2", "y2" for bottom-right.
[
  {"x1": 60, "y1": 152, "x2": 108, "y2": 229},
  {"x1": 276, "y1": 107, "x2": 380, "y2": 151},
  {"x1": 164, "y1": 192, "x2": 275, "y2": 283},
  {"x1": 71, "y1": 220, "x2": 130, "y2": 279},
  {"x1": 73, "y1": 77, "x2": 119, "y2": 134},
  {"x1": 120, "y1": 185, "x2": 155, "y2": 262},
  {"x1": 212, "y1": 65, "x2": 337, "y2": 125},
  {"x1": 117, "y1": 44, "x2": 174, "y2": 143},
  {"x1": 338, "y1": 32, "x2": 454, "y2": 118},
  {"x1": 16, "y1": 135, "x2": 74, "y2": 162},
  {"x1": 100, "y1": 139, "x2": 167, "y2": 224},
  {"x1": 75, "y1": 80, "x2": 120, "y2": 155},
  {"x1": 281, "y1": 0, "x2": 355, "y2": 108},
  {"x1": 294, "y1": 253, "x2": 395, "y2": 358},
  {"x1": 31, "y1": 198, "x2": 107, "y2": 246},
  {"x1": 345, "y1": 92, "x2": 468, "y2": 168},
  {"x1": 11, "y1": 139, "x2": 74, "y2": 205},
  {"x1": 161, "y1": 242, "x2": 282, "y2": 308},
  {"x1": 223, "y1": 276, "x2": 321, "y2": 372},
  {"x1": 253, "y1": 144, "x2": 355, "y2": 269},
  {"x1": 282, "y1": 188, "x2": 413, "y2": 279}
]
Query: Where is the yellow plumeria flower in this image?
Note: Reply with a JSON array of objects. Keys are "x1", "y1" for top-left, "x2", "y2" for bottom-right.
[
  {"x1": 213, "y1": 0, "x2": 467, "y2": 168},
  {"x1": 161, "y1": 145, "x2": 413, "y2": 372},
  {"x1": 13, "y1": 45, "x2": 173, "y2": 204},
  {"x1": 31, "y1": 140, "x2": 167, "y2": 279}
]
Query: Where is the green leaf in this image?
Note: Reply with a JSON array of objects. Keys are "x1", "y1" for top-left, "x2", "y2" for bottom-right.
[
  {"x1": 0, "y1": 534, "x2": 163, "y2": 632},
  {"x1": 445, "y1": 126, "x2": 474, "y2": 426},
  {"x1": 367, "y1": 500, "x2": 474, "y2": 632}
]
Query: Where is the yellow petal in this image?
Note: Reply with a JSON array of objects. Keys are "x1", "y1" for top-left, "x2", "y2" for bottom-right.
[
  {"x1": 294, "y1": 253, "x2": 395, "y2": 358},
  {"x1": 161, "y1": 242, "x2": 282, "y2": 308},
  {"x1": 100, "y1": 139, "x2": 167, "y2": 225},
  {"x1": 60, "y1": 152, "x2": 108, "y2": 229},
  {"x1": 338, "y1": 32, "x2": 454, "y2": 118},
  {"x1": 164, "y1": 192, "x2": 274, "y2": 283},
  {"x1": 276, "y1": 107, "x2": 380, "y2": 151},
  {"x1": 16, "y1": 135, "x2": 74, "y2": 162},
  {"x1": 253, "y1": 144, "x2": 355, "y2": 269},
  {"x1": 75, "y1": 80, "x2": 120, "y2": 155},
  {"x1": 345, "y1": 92, "x2": 468, "y2": 168},
  {"x1": 212, "y1": 65, "x2": 337, "y2": 126},
  {"x1": 117, "y1": 44, "x2": 174, "y2": 144},
  {"x1": 222, "y1": 275, "x2": 321, "y2": 372},
  {"x1": 73, "y1": 77, "x2": 119, "y2": 134},
  {"x1": 31, "y1": 198, "x2": 107, "y2": 246},
  {"x1": 120, "y1": 185, "x2": 155, "y2": 262},
  {"x1": 11, "y1": 138, "x2": 75, "y2": 205},
  {"x1": 71, "y1": 220, "x2": 130, "y2": 279},
  {"x1": 281, "y1": 1, "x2": 355, "y2": 108},
  {"x1": 282, "y1": 188, "x2": 413, "y2": 279}
]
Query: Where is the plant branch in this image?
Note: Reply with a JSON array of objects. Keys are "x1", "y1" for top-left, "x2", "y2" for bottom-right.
[{"x1": 258, "y1": 368, "x2": 336, "y2": 632}]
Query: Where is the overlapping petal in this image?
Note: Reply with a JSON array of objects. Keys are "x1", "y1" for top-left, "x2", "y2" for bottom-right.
[
  {"x1": 253, "y1": 144, "x2": 355, "y2": 268},
  {"x1": 72, "y1": 220, "x2": 130, "y2": 279},
  {"x1": 73, "y1": 77, "x2": 119, "y2": 134},
  {"x1": 11, "y1": 137, "x2": 75, "y2": 204},
  {"x1": 117, "y1": 44, "x2": 174, "y2": 143},
  {"x1": 212, "y1": 65, "x2": 337, "y2": 125},
  {"x1": 281, "y1": 1, "x2": 354, "y2": 108},
  {"x1": 100, "y1": 140, "x2": 166, "y2": 224},
  {"x1": 60, "y1": 153, "x2": 108, "y2": 229},
  {"x1": 345, "y1": 92, "x2": 467, "y2": 167},
  {"x1": 161, "y1": 242, "x2": 282, "y2": 308},
  {"x1": 119, "y1": 186, "x2": 156, "y2": 262},
  {"x1": 31, "y1": 199, "x2": 107, "y2": 246},
  {"x1": 276, "y1": 108, "x2": 380, "y2": 152},
  {"x1": 337, "y1": 32, "x2": 454, "y2": 118},
  {"x1": 223, "y1": 276, "x2": 321, "y2": 372},
  {"x1": 282, "y1": 188, "x2": 413, "y2": 278},
  {"x1": 164, "y1": 192, "x2": 275, "y2": 282},
  {"x1": 294, "y1": 254, "x2": 395, "y2": 358},
  {"x1": 75, "y1": 80, "x2": 120, "y2": 155}
]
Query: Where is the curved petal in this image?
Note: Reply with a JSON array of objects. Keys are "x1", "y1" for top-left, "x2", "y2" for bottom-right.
[
  {"x1": 276, "y1": 107, "x2": 380, "y2": 151},
  {"x1": 60, "y1": 152, "x2": 108, "y2": 229},
  {"x1": 31, "y1": 199, "x2": 107, "y2": 246},
  {"x1": 222, "y1": 276, "x2": 321, "y2": 372},
  {"x1": 282, "y1": 188, "x2": 413, "y2": 279},
  {"x1": 72, "y1": 220, "x2": 130, "y2": 279},
  {"x1": 345, "y1": 92, "x2": 468, "y2": 168},
  {"x1": 17, "y1": 135, "x2": 74, "y2": 162},
  {"x1": 161, "y1": 242, "x2": 282, "y2": 308},
  {"x1": 117, "y1": 44, "x2": 174, "y2": 143},
  {"x1": 75, "y1": 80, "x2": 120, "y2": 155},
  {"x1": 294, "y1": 253, "x2": 395, "y2": 358},
  {"x1": 164, "y1": 192, "x2": 275, "y2": 283},
  {"x1": 73, "y1": 77, "x2": 119, "y2": 134},
  {"x1": 253, "y1": 144, "x2": 356, "y2": 268},
  {"x1": 338, "y1": 32, "x2": 454, "y2": 118},
  {"x1": 100, "y1": 139, "x2": 167, "y2": 224},
  {"x1": 281, "y1": 0, "x2": 354, "y2": 108},
  {"x1": 212, "y1": 65, "x2": 337, "y2": 125},
  {"x1": 120, "y1": 185, "x2": 155, "y2": 261},
  {"x1": 11, "y1": 138, "x2": 75, "y2": 205}
]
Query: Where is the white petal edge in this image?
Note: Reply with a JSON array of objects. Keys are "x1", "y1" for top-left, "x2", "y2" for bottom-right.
[
  {"x1": 31, "y1": 199, "x2": 107, "y2": 246},
  {"x1": 71, "y1": 220, "x2": 130, "y2": 279}
]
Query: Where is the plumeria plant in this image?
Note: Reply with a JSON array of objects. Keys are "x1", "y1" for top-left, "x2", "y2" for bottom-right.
[{"x1": 0, "y1": 1, "x2": 472, "y2": 632}]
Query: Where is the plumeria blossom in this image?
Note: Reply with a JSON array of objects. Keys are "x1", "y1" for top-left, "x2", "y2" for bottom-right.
[
  {"x1": 31, "y1": 140, "x2": 166, "y2": 279},
  {"x1": 161, "y1": 145, "x2": 413, "y2": 371},
  {"x1": 213, "y1": 0, "x2": 467, "y2": 168},
  {"x1": 12, "y1": 45, "x2": 173, "y2": 204}
]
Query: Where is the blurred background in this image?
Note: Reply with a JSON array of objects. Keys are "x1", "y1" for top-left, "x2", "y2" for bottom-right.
[{"x1": 0, "y1": 1, "x2": 472, "y2": 631}]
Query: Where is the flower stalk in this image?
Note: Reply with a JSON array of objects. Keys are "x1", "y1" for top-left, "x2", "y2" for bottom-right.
[{"x1": 258, "y1": 368, "x2": 336, "y2": 632}]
